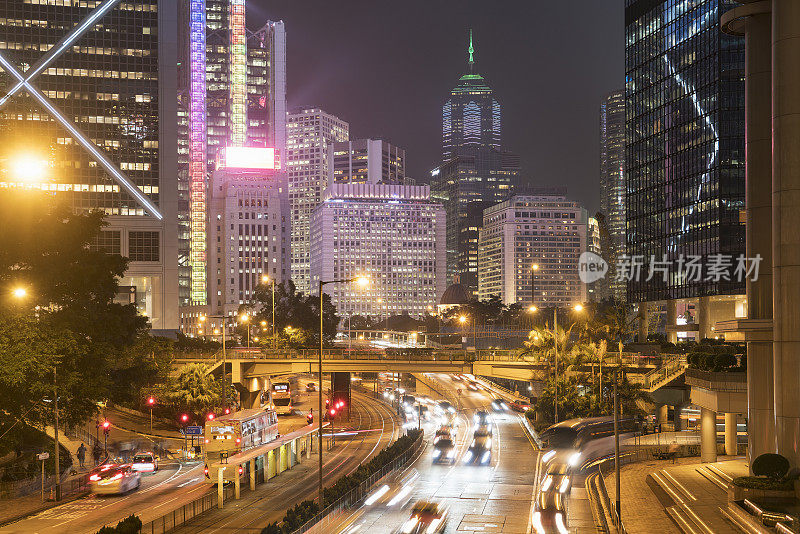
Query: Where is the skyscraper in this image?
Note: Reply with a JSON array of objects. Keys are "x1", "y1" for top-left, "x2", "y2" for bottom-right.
[
  {"x1": 177, "y1": 1, "x2": 286, "y2": 307},
  {"x1": 442, "y1": 30, "x2": 501, "y2": 162},
  {"x1": 599, "y1": 90, "x2": 625, "y2": 302},
  {"x1": 626, "y1": 1, "x2": 745, "y2": 338},
  {"x1": 310, "y1": 183, "x2": 446, "y2": 319},
  {"x1": 329, "y1": 139, "x2": 406, "y2": 185},
  {"x1": 287, "y1": 108, "x2": 349, "y2": 295},
  {"x1": 0, "y1": 0, "x2": 179, "y2": 332},
  {"x1": 432, "y1": 31, "x2": 518, "y2": 297},
  {"x1": 478, "y1": 194, "x2": 587, "y2": 307}
]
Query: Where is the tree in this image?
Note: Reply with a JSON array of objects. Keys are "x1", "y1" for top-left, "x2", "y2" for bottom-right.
[
  {"x1": 0, "y1": 192, "x2": 147, "y2": 430},
  {"x1": 160, "y1": 363, "x2": 234, "y2": 420},
  {"x1": 251, "y1": 280, "x2": 339, "y2": 346}
]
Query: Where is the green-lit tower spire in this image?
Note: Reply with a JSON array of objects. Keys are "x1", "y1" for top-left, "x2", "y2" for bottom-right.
[{"x1": 468, "y1": 29, "x2": 474, "y2": 72}]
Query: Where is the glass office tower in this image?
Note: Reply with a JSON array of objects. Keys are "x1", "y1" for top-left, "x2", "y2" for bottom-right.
[{"x1": 625, "y1": 0, "x2": 744, "y2": 303}]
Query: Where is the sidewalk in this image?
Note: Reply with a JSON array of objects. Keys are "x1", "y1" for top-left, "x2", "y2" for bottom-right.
[{"x1": 604, "y1": 455, "x2": 747, "y2": 534}]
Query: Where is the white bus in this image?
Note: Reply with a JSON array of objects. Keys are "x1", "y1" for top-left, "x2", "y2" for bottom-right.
[{"x1": 271, "y1": 380, "x2": 293, "y2": 415}]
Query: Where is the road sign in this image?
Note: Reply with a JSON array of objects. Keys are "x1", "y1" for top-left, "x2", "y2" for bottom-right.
[
  {"x1": 183, "y1": 425, "x2": 202, "y2": 436},
  {"x1": 37, "y1": 452, "x2": 50, "y2": 460}
]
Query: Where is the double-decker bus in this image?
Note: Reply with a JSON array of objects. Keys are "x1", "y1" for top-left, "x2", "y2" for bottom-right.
[
  {"x1": 271, "y1": 379, "x2": 293, "y2": 415},
  {"x1": 204, "y1": 408, "x2": 278, "y2": 480}
]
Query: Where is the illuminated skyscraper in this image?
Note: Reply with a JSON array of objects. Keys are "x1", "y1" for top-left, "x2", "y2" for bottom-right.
[
  {"x1": 0, "y1": 0, "x2": 179, "y2": 332},
  {"x1": 599, "y1": 89, "x2": 625, "y2": 301},
  {"x1": 625, "y1": 0, "x2": 744, "y2": 304},
  {"x1": 329, "y1": 139, "x2": 406, "y2": 185},
  {"x1": 177, "y1": 1, "x2": 286, "y2": 307},
  {"x1": 433, "y1": 31, "x2": 518, "y2": 297},
  {"x1": 442, "y1": 30, "x2": 501, "y2": 162},
  {"x1": 287, "y1": 108, "x2": 349, "y2": 295}
]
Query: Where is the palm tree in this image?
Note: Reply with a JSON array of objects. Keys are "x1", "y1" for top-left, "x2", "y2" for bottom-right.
[{"x1": 167, "y1": 363, "x2": 226, "y2": 417}]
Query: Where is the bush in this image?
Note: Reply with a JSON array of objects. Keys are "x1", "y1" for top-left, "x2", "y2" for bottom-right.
[
  {"x1": 525, "y1": 409, "x2": 535, "y2": 425},
  {"x1": 732, "y1": 476, "x2": 795, "y2": 491},
  {"x1": 712, "y1": 353, "x2": 736, "y2": 370},
  {"x1": 752, "y1": 453, "x2": 791, "y2": 481},
  {"x1": 96, "y1": 515, "x2": 141, "y2": 534}
]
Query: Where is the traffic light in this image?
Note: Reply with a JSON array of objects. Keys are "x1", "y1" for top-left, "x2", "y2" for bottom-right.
[
  {"x1": 325, "y1": 398, "x2": 330, "y2": 409},
  {"x1": 102, "y1": 420, "x2": 111, "y2": 435},
  {"x1": 180, "y1": 414, "x2": 189, "y2": 424},
  {"x1": 147, "y1": 396, "x2": 155, "y2": 406},
  {"x1": 329, "y1": 408, "x2": 336, "y2": 419},
  {"x1": 207, "y1": 413, "x2": 215, "y2": 421},
  {"x1": 307, "y1": 411, "x2": 314, "y2": 424},
  {"x1": 224, "y1": 408, "x2": 230, "y2": 415}
]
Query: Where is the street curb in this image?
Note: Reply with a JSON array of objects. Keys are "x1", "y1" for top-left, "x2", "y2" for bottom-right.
[{"x1": 0, "y1": 489, "x2": 90, "y2": 528}]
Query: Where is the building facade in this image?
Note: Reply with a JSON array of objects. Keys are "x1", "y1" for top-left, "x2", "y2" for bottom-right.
[
  {"x1": 310, "y1": 183, "x2": 446, "y2": 320},
  {"x1": 431, "y1": 148, "x2": 518, "y2": 296},
  {"x1": 599, "y1": 89, "x2": 626, "y2": 301},
  {"x1": 442, "y1": 30, "x2": 501, "y2": 162},
  {"x1": 0, "y1": 0, "x2": 179, "y2": 332},
  {"x1": 329, "y1": 139, "x2": 406, "y2": 185},
  {"x1": 625, "y1": 0, "x2": 744, "y2": 304},
  {"x1": 478, "y1": 194, "x2": 587, "y2": 307},
  {"x1": 205, "y1": 147, "x2": 288, "y2": 321},
  {"x1": 287, "y1": 108, "x2": 349, "y2": 295},
  {"x1": 177, "y1": 1, "x2": 286, "y2": 307}
]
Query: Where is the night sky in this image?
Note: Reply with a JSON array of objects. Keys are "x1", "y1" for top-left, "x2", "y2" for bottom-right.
[{"x1": 248, "y1": 1, "x2": 625, "y2": 214}]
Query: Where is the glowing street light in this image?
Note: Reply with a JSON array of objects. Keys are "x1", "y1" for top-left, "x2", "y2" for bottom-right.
[
  {"x1": 10, "y1": 154, "x2": 48, "y2": 183},
  {"x1": 12, "y1": 287, "x2": 27, "y2": 299},
  {"x1": 459, "y1": 315, "x2": 467, "y2": 324},
  {"x1": 528, "y1": 305, "x2": 538, "y2": 313},
  {"x1": 240, "y1": 313, "x2": 251, "y2": 348},
  {"x1": 574, "y1": 304, "x2": 584, "y2": 312}
]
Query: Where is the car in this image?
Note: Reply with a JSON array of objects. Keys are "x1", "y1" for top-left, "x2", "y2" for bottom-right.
[
  {"x1": 395, "y1": 501, "x2": 449, "y2": 534},
  {"x1": 383, "y1": 387, "x2": 395, "y2": 400},
  {"x1": 364, "y1": 469, "x2": 419, "y2": 508},
  {"x1": 473, "y1": 410, "x2": 491, "y2": 426},
  {"x1": 466, "y1": 381, "x2": 479, "y2": 392},
  {"x1": 305, "y1": 382, "x2": 317, "y2": 392},
  {"x1": 451, "y1": 374, "x2": 463, "y2": 382},
  {"x1": 464, "y1": 432, "x2": 492, "y2": 465},
  {"x1": 432, "y1": 427, "x2": 456, "y2": 464},
  {"x1": 491, "y1": 399, "x2": 509, "y2": 412},
  {"x1": 532, "y1": 485, "x2": 569, "y2": 534},
  {"x1": 540, "y1": 462, "x2": 572, "y2": 495},
  {"x1": 437, "y1": 400, "x2": 455, "y2": 414},
  {"x1": 509, "y1": 400, "x2": 531, "y2": 413},
  {"x1": 89, "y1": 464, "x2": 141, "y2": 495},
  {"x1": 131, "y1": 452, "x2": 158, "y2": 472},
  {"x1": 401, "y1": 394, "x2": 416, "y2": 408}
]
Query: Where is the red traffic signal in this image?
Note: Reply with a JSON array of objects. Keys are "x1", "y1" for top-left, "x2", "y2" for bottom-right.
[
  {"x1": 238, "y1": 466, "x2": 243, "y2": 475},
  {"x1": 224, "y1": 408, "x2": 230, "y2": 414},
  {"x1": 102, "y1": 420, "x2": 111, "y2": 435},
  {"x1": 329, "y1": 408, "x2": 336, "y2": 417},
  {"x1": 147, "y1": 396, "x2": 155, "y2": 406},
  {"x1": 180, "y1": 414, "x2": 189, "y2": 423},
  {"x1": 337, "y1": 401, "x2": 344, "y2": 409},
  {"x1": 207, "y1": 413, "x2": 215, "y2": 421},
  {"x1": 325, "y1": 398, "x2": 330, "y2": 407}
]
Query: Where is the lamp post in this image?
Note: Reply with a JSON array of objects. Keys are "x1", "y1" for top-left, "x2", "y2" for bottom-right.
[
  {"x1": 147, "y1": 396, "x2": 155, "y2": 434},
  {"x1": 317, "y1": 275, "x2": 369, "y2": 508},
  {"x1": 459, "y1": 315, "x2": 468, "y2": 357},
  {"x1": 199, "y1": 314, "x2": 228, "y2": 410},
  {"x1": 240, "y1": 313, "x2": 250, "y2": 348},
  {"x1": 261, "y1": 275, "x2": 276, "y2": 350}
]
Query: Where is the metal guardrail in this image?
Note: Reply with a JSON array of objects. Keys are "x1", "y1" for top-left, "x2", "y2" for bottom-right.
[
  {"x1": 291, "y1": 432, "x2": 424, "y2": 534},
  {"x1": 639, "y1": 355, "x2": 687, "y2": 390},
  {"x1": 139, "y1": 488, "x2": 222, "y2": 534}
]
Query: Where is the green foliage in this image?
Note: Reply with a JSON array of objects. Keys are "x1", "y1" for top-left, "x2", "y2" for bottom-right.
[
  {"x1": 251, "y1": 280, "x2": 339, "y2": 346},
  {"x1": 732, "y1": 476, "x2": 795, "y2": 491},
  {"x1": 155, "y1": 363, "x2": 235, "y2": 421},
  {"x1": 95, "y1": 515, "x2": 142, "y2": 534},
  {"x1": 0, "y1": 192, "x2": 147, "y2": 429},
  {"x1": 751, "y1": 453, "x2": 791, "y2": 481}
]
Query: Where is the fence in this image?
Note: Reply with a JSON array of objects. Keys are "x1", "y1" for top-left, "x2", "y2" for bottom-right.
[
  {"x1": 138, "y1": 490, "x2": 223, "y2": 534},
  {"x1": 291, "y1": 432, "x2": 425, "y2": 534}
]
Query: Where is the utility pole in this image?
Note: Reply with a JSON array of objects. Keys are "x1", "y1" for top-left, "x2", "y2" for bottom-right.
[
  {"x1": 614, "y1": 368, "x2": 621, "y2": 527},
  {"x1": 318, "y1": 280, "x2": 324, "y2": 509},
  {"x1": 553, "y1": 307, "x2": 558, "y2": 424},
  {"x1": 53, "y1": 367, "x2": 61, "y2": 501}
]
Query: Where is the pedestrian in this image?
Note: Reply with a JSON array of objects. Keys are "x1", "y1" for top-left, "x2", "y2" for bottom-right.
[
  {"x1": 77, "y1": 443, "x2": 86, "y2": 469},
  {"x1": 92, "y1": 443, "x2": 102, "y2": 466}
]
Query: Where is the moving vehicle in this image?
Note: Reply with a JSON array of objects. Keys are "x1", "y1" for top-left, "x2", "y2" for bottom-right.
[
  {"x1": 540, "y1": 462, "x2": 571, "y2": 495},
  {"x1": 383, "y1": 387, "x2": 395, "y2": 400},
  {"x1": 401, "y1": 394, "x2": 416, "y2": 408},
  {"x1": 271, "y1": 380, "x2": 293, "y2": 415},
  {"x1": 432, "y1": 426, "x2": 456, "y2": 464},
  {"x1": 204, "y1": 408, "x2": 278, "y2": 480},
  {"x1": 305, "y1": 382, "x2": 317, "y2": 392},
  {"x1": 539, "y1": 416, "x2": 639, "y2": 470},
  {"x1": 491, "y1": 399, "x2": 508, "y2": 412},
  {"x1": 531, "y1": 488, "x2": 568, "y2": 534},
  {"x1": 364, "y1": 469, "x2": 419, "y2": 508},
  {"x1": 464, "y1": 430, "x2": 492, "y2": 465},
  {"x1": 131, "y1": 451, "x2": 158, "y2": 472},
  {"x1": 436, "y1": 400, "x2": 455, "y2": 415},
  {"x1": 473, "y1": 410, "x2": 491, "y2": 426},
  {"x1": 466, "y1": 381, "x2": 480, "y2": 392},
  {"x1": 89, "y1": 464, "x2": 140, "y2": 495},
  {"x1": 395, "y1": 501, "x2": 449, "y2": 533}
]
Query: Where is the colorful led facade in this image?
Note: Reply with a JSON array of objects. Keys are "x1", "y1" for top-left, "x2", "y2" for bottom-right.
[
  {"x1": 229, "y1": 0, "x2": 247, "y2": 146},
  {"x1": 189, "y1": 0, "x2": 208, "y2": 305}
]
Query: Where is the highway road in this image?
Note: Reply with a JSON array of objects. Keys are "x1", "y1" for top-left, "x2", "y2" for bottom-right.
[
  {"x1": 330, "y1": 373, "x2": 543, "y2": 534},
  {"x1": 0, "y1": 376, "x2": 399, "y2": 534}
]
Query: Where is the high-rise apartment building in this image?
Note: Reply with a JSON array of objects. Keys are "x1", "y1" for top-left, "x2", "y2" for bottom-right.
[
  {"x1": 0, "y1": 1, "x2": 179, "y2": 332},
  {"x1": 433, "y1": 31, "x2": 518, "y2": 297},
  {"x1": 204, "y1": 147, "x2": 288, "y2": 321},
  {"x1": 329, "y1": 139, "x2": 406, "y2": 185},
  {"x1": 442, "y1": 30, "x2": 501, "y2": 162},
  {"x1": 310, "y1": 183, "x2": 446, "y2": 319},
  {"x1": 478, "y1": 194, "x2": 587, "y2": 307},
  {"x1": 599, "y1": 89, "x2": 625, "y2": 301},
  {"x1": 287, "y1": 108, "x2": 349, "y2": 295},
  {"x1": 177, "y1": 1, "x2": 286, "y2": 307}
]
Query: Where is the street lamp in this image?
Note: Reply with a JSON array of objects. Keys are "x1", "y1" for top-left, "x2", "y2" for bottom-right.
[
  {"x1": 10, "y1": 154, "x2": 48, "y2": 183},
  {"x1": 317, "y1": 275, "x2": 369, "y2": 507},
  {"x1": 240, "y1": 313, "x2": 250, "y2": 348},
  {"x1": 261, "y1": 275, "x2": 276, "y2": 350},
  {"x1": 200, "y1": 314, "x2": 229, "y2": 410},
  {"x1": 12, "y1": 287, "x2": 27, "y2": 299}
]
